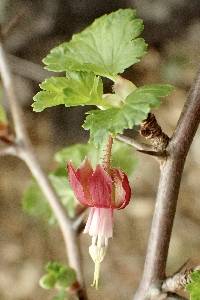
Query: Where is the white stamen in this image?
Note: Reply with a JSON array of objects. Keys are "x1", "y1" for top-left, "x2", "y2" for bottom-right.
[{"x1": 89, "y1": 235, "x2": 108, "y2": 289}]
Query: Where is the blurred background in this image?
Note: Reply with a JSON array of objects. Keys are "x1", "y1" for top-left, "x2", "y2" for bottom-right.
[{"x1": 0, "y1": 0, "x2": 200, "y2": 299}]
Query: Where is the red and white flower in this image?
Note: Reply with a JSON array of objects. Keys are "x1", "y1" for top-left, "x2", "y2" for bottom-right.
[{"x1": 67, "y1": 158, "x2": 131, "y2": 288}]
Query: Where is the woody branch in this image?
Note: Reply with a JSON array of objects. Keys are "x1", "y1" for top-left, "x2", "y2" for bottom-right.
[
  {"x1": 0, "y1": 32, "x2": 88, "y2": 300},
  {"x1": 133, "y1": 68, "x2": 200, "y2": 300}
]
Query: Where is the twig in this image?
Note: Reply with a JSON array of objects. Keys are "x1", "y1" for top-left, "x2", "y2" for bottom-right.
[
  {"x1": 117, "y1": 134, "x2": 167, "y2": 160},
  {"x1": 133, "y1": 68, "x2": 200, "y2": 300},
  {"x1": 0, "y1": 144, "x2": 18, "y2": 156},
  {"x1": 116, "y1": 134, "x2": 153, "y2": 151},
  {"x1": 162, "y1": 265, "x2": 200, "y2": 294},
  {"x1": 0, "y1": 41, "x2": 87, "y2": 299},
  {"x1": 73, "y1": 211, "x2": 87, "y2": 234},
  {"x1": 8, "y1": 54, "x2": 51, "y2": 82}
]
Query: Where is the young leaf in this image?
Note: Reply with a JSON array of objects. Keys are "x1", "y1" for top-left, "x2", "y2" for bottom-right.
[
  {"x1": 46, "y1": 261, "x2": 62, "y2": 273},
  {"x1": 32, "y1": 72, "x2": 107, "y2": 112},
  {"x1": 39, "y1": 273, "x2": 57, "y2": 289},
  {"x1": 84, "y1": 84, "x2": 173, "y2": 146},
  {"x1": 56, "y1": 267, "x2": 76, "y2": 289},
  {"x1": 40, "y1": 261, "x2": 77, "y2": 290},
  {"x1": 43, "y1": 9, "x2": 147, "y2": 79},
  {"x1": 186, "y1": 270, "x2": 200, "y2": 300}
]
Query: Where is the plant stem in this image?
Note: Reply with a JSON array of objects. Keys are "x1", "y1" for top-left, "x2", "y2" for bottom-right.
[
  {"x1": 117, "y1": 134, "x2": 152, "y2": 151},
  {"x1": 133, "y1": 69, "x2": 200, "y2": 300},
  {"x1": 0, "y1": 41, "x2": 87, "y2": 299},
  {"x1": 102, "y1": 135, "x2": 113, "y2": 171}
]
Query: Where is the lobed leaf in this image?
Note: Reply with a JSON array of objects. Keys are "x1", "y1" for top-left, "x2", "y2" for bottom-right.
[
  {"x1": 32, "y1": 72, "x2": 106, "y2": 112},
  {"x1": 84, "y1": 84, "x2": 173, "y2": 146},
  {"x1": 40, "y1": 261, "x2": 76, "y2": 294},
  {"x1": 43, "y1": 9, "x2": 147, "y2": 78}
]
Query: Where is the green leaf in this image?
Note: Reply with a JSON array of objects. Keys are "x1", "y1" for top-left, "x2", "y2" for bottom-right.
[
  {"x1": 46, "y1": 262, "x2": 62, "y2": 273},
  {"x1": 186, "y1": 271, "x2": 200, "y2": 300},
  {"x1": 32, "y1": 72, "x2": 106, "y2": 112},
  {"x1": 84, "y1": 84, "x2": 173, "y2": 146},
  {"x1": 43, "y1": 9, "x2": 147, "y2": 78},
  {"x1": 135, "y1": 84, "x2": 174, "y2": 97},
  {"x1": 56, "y1": 268, "x2": 76, "y2": 289},
  {"x1": 39, "y1": 273, "x2": 57, "y2": 289},
  {"x1": 22, "y1": 175, "x2": 77, "y2": 224},
  {"x1": 40, "y1": 261, "x2": 76, "y2": 291}
]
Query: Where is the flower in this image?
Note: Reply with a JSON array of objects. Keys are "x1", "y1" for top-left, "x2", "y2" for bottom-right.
[{"x1": 67, "y1": 158, "x2": 131, "y2": 288}]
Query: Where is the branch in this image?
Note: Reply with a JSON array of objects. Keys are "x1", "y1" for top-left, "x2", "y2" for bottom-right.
[
  {"x1": 162, "y1": 265, "x2": 200, "y2": 294},
  {"x1": 133, "y1": 69, "x2": 200, "y2": 300},
  {"x1": 0, "y1": 41, "x2": 87, "y2": 299},
  {"x1": 117, "y1": 134, "x2": 167, "y2": 160},
  {"x1": 116, "y1": 134, "x2": 153, "y2": 151},
  {"x1": 0, "y1": 144, "x2": 18, "y2": 156},
  {"x1": 8, "y1": 54, "x2": 51, "y2": 82}
]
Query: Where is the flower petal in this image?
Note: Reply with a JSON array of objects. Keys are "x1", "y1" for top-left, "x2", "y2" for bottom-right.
[
  {"x1": 84, "y1": 207, "x2": 113, "y2": 238},
  {"x1": 67, "y1": 160, "x2": 93, "y2": 206},
  {"x1": 76, "y1": 158, "x2": 93, "y2": 190},
  {"x1": 88, "y1": 165, "x2": 112, "y2": 208},
  {"x1": 120, "y1": 172, "x2": 132, "y2": 209},
  {"x1": 111, "y1": 168, "x2": 131, "y2": 209}
]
